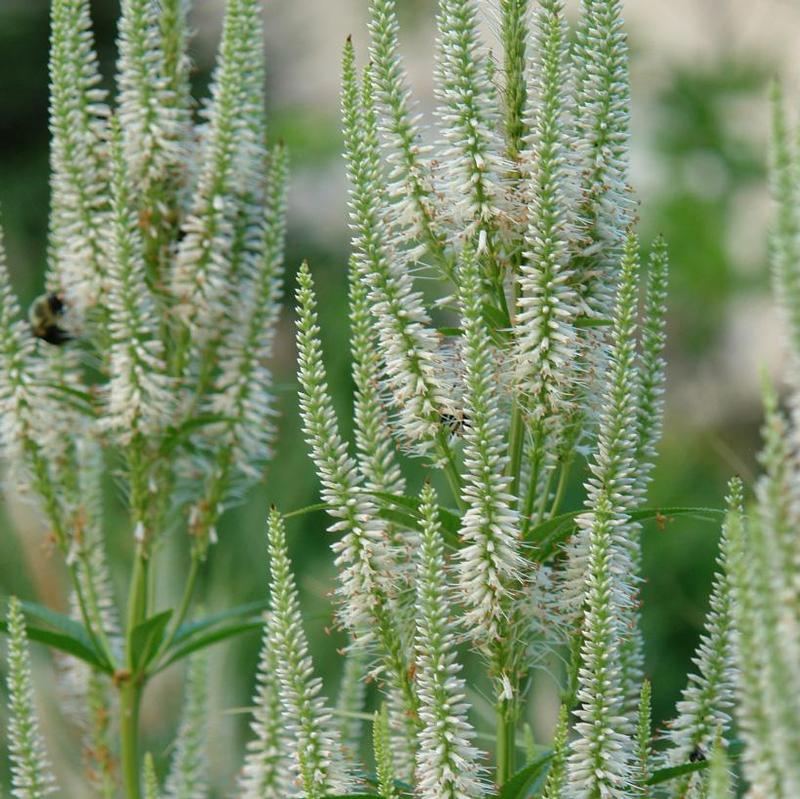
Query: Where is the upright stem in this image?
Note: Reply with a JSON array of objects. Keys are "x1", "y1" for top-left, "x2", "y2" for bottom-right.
[
  {"x1": 120, "y1": 543, "x2": 149, "y2": 799},
  {"x1": 119, "y1": 679, "x2": 143, "y2": 799},
  {"x1": 496, "y1": 696, "x2": 517, "y2": 786},
  {"x1": 126, "y1": 545, "x2": 149, "y2": 633},
  {"x1": 506, "y1": 400, "x2": 525, "y2": 498},
  {"x1": 437, "y1": 433, "x2": 465, "y2": 510},
  {"x1": 155, "y1": 553, "x2": 201, "y2": 664},
  {"x1": 521, "y1": 424, "x2": 546, "y2": 537},
  {"x1": 67, "y1": 561, "x2": 116, "y2": 668},
  {"x1": 548, "y1": 452, "x2": 574, "y2": 519}
]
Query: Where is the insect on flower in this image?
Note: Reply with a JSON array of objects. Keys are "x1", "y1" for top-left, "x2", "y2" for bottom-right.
[
  {"x1": 439, "y1": 409, "x2": 470, "y2": 437},
  {"x1": 689, "y1": 745, "x2": 706, "y2": 763},
  {"x1": 28, "y1": 292, "x2": 71, "y2": 346}
]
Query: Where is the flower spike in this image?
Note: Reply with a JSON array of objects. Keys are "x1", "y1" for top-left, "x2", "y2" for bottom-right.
[
  {"x1": 5, "y1": 596, "x2": 58, "y2": 799},
  {"x1": 414, "y1": 483, "x2": 486, "y2": 799},
  {"x1": 266, "y1": 507, "x2": 355, "y2": 797}
]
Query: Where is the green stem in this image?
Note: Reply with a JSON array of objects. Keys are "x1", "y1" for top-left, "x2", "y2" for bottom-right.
[
  {"x1": 506, "y1": 400, "x2": 525, "y2": 498},
  {"x1": 437, "y1": 433, "x2": 465, "y2": 510},
  {"x1": 126, "y1": 545, "x2": 149, "y2": 635},
  {"x1": 521, "y1": 424, "x2": 546, "y2": 538},
  {"x1": 67, "y1": 561, "x2": 116, "y2": 668},
  {"x1": 119, "y1": 679, "x2": 143, "y2": 799},
  {"x1": 535, "y1": 466, "x2": 556, "y2": 526},
  {"x1": 119, "y1": 542, "x2": 149, "y2": 799},
  {"x1": 496, "y1": 696, "x2": 517, "y2": 786},
  {"x1": 154, "y1": 553, "x2": 201, "y2": 665},
  {"x1": 30, "y1": 442, "x2": 117, "y2": 667},
  {"x1": 548, "y1": 453, "x2": 574, "y2": 519}
]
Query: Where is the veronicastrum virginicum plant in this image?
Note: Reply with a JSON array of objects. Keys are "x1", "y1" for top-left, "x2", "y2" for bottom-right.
[
  {"x1": 0, "y1": 0, "x2": 286, "y2": 796},
  {"x1": 4, "y1": 1, "x2": 800, "y2": 799}
]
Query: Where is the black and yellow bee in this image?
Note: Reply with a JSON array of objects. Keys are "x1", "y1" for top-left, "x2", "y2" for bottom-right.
[
  {"x1": 28, "y1": 293, "x2": 71, "y2": 346},
  {"x1": 440, "y1": 410, "x2": 470, "y2": 437},
  {"x1": 689, "y1": 745, "x2": 706, "y2": 763}
]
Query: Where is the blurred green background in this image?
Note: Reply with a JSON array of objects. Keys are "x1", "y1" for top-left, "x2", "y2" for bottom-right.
[{"x1": 0, "y1": 0, "x2": 795, "y2": 793}]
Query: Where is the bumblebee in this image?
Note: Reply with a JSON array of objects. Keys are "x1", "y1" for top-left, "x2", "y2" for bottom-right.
[
  {"x1": 28, "y1": 293, "x2": 71, "y2": 346},
  {"x1": 689, "y1": 745, "x2": 706, "y2": 763},
  {"x1": 440, "y1": 410, "x2": 470, "y2": 437}
]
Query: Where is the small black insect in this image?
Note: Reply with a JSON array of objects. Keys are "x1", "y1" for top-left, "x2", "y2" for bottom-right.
[
  {"x1": 689, "y1": 745, "x2": 706, "y2": 763},
  {"x1": 28, "y1": 293, "x2": 71, "y2": 346}
]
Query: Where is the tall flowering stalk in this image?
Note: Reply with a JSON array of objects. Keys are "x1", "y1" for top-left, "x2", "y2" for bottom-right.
[
  {"x1": 5, "y1": 597, "x2": 58, "y2": 799},
  {"x1": 264, "y1": 508, "x2": 354, "y2": 798},
  {"x1": 414, "y1": 482, "x2": 486, "y2": 799},
  {"x1": 0, "y1": 0, "x2": 285, "y2": 796},
  {"x1": 661, "y1": 480, "x2": 738, "y2": 797}
]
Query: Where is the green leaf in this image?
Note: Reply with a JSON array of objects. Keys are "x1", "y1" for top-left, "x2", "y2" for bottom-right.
[
  {"x1": 157, "y1": 618, "x2": 263, "y2": 672},
  {"x1": 371, "y1": 491, "x2": 462, "y2": 545},
  {"x1": 496, "y1": 751, "x2": 553, "y2": 799},
  {"x1": 376, "y1": 506, "x2": 419, "y2": 530},
  {"x1": 573, "y1": 317, "x2": 613, "y2": 328},
  {"x1": 647, "y1": 741, "x2": 743, "y2": 786},
  {"x1": 130, "y1": 610, "x2": 173, "y2": 672},
  {"x1": 18, "y1": 599, "x2": 97, "y2": 641},
  {"x1": 370, "y1": 491, "x2": 418, "y2": 511},
  {"x1": 0, "y1": 621, "x2": 111, "y2": 672},
  {"x1": 362, "y1": 772, "x2": 414, "y2": 797},
  {"x1": 159, "y1": 414, "x2": 237, "y2": 455},
  {"x1": 38, "y1": 381, "x2": 99, "y2": 416},
  {"x1": 646, "y1": 760, "x2": 706, "y2": 785},
  {"x1": 437, "y1": 326, "x2": 463, "y2": 337},
  {"x1": 531, "y1": 506, "x2": 725, "y2": 558},
  {"x1": 283, "y1": 502, "x2": 329, "y2": 520},
  {"x1": 9, "y1": 599, "x2": 113, "y2": 671},
  {"x1": 171, "y1": 599, "x2": 270, "y2": 647},
  {"x1": 317, "y1": 795, "x2": 386, "y2": 799},
  {"x1": 438, "y1": 506, "x2": 461, "y2": 536},
  {"x1": 482, "y1": 301, "x2": 512, "y2": 337}
]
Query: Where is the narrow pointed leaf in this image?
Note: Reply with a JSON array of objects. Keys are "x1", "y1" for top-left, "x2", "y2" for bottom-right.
[
  {"x1": 497, "y1": 751, "x2": 553, "y2": 799},
  {"x1": 533, "y1": 506, "x2": 725, "y2": 555},
  {"x1": 171, "y1": 599, "x2": 270, "y2": 646},
  {"x1": 0, "y1": 620, "x2": 111, "y2": 672},
  {"x1": 157, "y1": 618, "x2": 263, "y2": 671}
]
